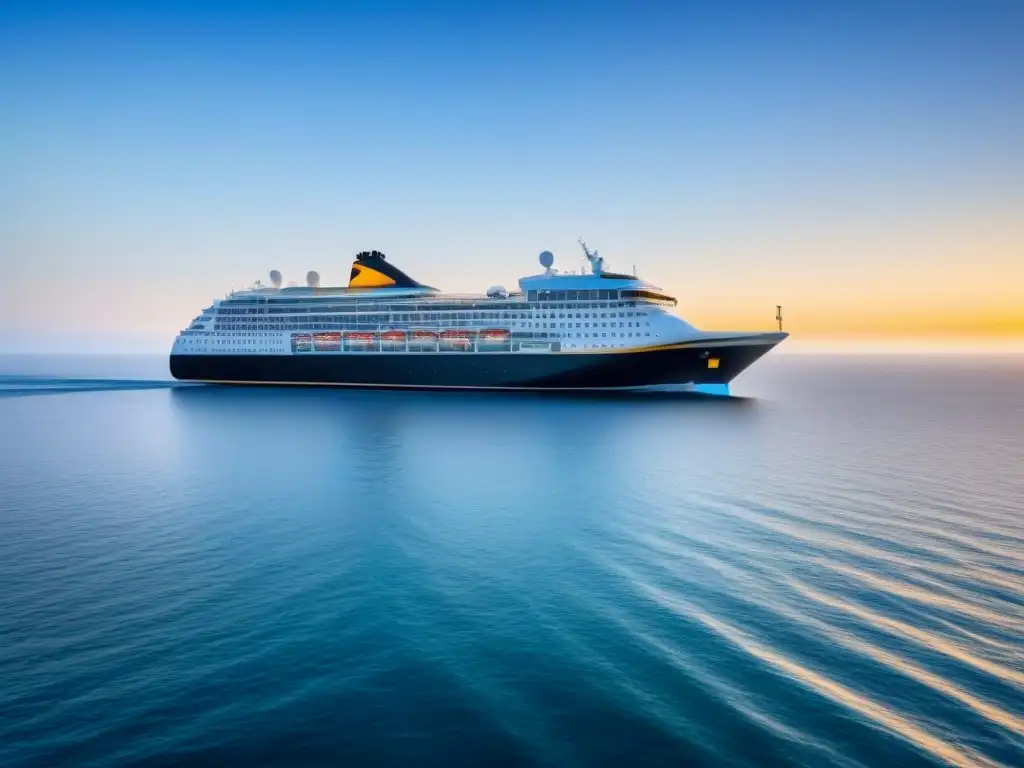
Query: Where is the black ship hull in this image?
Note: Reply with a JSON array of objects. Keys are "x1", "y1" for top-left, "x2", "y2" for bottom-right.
[{"x1": 170, "y1": 335, "x2": 785, "y2": 391}]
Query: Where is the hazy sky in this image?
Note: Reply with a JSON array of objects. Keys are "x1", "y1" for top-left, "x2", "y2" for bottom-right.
[{"x1": 2, "y1": 0, "x2": 1022, "y2": 352}]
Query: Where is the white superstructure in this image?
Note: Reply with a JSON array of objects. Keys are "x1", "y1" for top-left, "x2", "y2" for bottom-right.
[{"x1": 172, "y1": 245, "x2": 730, "y2": 358}]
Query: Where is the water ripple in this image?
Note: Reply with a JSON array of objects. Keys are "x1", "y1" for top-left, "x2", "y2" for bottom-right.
[
  {"x1": 2, "y1": 355, "x2": 1023, "y2": 766},
  {"x1": 788, "y1": 580, "x2": 1024, "y2": 691},
  {"x1": 0, "y1": 375, "x2": 182, "y2": 398}
]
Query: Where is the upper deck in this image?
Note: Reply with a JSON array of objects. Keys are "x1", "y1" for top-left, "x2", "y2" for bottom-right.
[
  {"x1": 202, "y1": 245, "x2": 678, "y2": 323},
  {"x1": 220, "y1": 269, "x2": 675, "y2": 310}
]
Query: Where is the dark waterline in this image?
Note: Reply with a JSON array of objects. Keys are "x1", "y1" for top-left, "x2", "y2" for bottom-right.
[{"x1": 1, "y1": 354, "x2": 1022, "y2": 767}]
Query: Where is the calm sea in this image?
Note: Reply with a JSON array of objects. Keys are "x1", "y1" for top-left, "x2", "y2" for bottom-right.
[{"x1": 0, "y1": 354, "x2": 1021, "y2": 767}]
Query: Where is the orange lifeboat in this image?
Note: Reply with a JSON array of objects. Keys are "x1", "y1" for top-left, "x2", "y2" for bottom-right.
[
  {"x1": 479, "y1": 328, "x2": 510, "y2": 339},
  {"x1": 408, "y1": 329, "x2": 439, "y2": 351},
  {"x1": 344, "y1": 331, "x2": 377, "y2": 351},
  {"x1": 477, "y1": 327, "x2": 511, "y2": 350},
  {"x1": 312, "y1": 331, "x2": 342, "y2": 351},
  {"x1": 381, "y1": 329, "x2": 407, "y2": 351},
  {"x1": 440, "y1": 329, "x2": 474, "y2": 351}
]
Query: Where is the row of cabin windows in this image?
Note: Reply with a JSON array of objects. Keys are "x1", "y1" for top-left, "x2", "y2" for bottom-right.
[
  {"x1": 216, "y1": 300, "x2": 641, "y2": 316},
  {"x1": 219, "y1": 289, "x2": 624, "y2": 307},
  {"x1": 542, "y1": 321, "x2": 648, "y2": 329},
  {"x1": 183, "y1": 331, "x2": 650, "y2": 343},
  {"x1": 213, "y1": 310, "x2": 648, "y2": 328},
  {"x1": 527, "y1": 289, "x2": 620, "y2": 302},
  {"x1": 215, "y1": 320, "x2": 524, "y2": 331},
  {"x1": 179, "y1": 335, "x2": 286, "y2": 346},
  {"x1": 185, "y1": 327, "x2": 655, "y2": 340},
  {"x1": 512, "y1": 332, "x2": 651, "y2": 342},
  {"x1": 211, "y1": 307, "x2": 650, "y2": 325},
  {"x1": 286, "y1": 331, "x2": 650, "y2": 342},
  {"x1": 541, "y1": 331, "x2": 651, "y2": 339},
  {"x1": 516, "y1": 321, "x2": 649, "y2": 330},
  {"x1": 538, "y1": 311, "x2": 646, "y2": 319},
  {"x1": 178, "y1": 339, "x2": 284, "y2": 346},
  {"x1": 213, "y1": 321, "x2": 652, "y2": 333},
  {"x1": 180, "y1": 332, "x2": 284, "y2": 339},
  {"x1": 215, "y1": 311, "x2": 644, "y2": 323},
  {"x1": 181, "y1": 329, "x2": 653, "y2": 348}
]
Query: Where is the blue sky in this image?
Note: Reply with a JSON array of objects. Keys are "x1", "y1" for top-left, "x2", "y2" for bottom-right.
[{"x1": 2, "y1": 1, "x2": 1022, "y2": 351}]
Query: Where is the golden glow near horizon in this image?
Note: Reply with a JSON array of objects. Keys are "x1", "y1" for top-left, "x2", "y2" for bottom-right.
[
  {"x1": 3, "y1": 212, "x2": 1022, "y2": 353},
  {"x1": 657, "y1": 209, "x2": 1024, "y2": 342}
]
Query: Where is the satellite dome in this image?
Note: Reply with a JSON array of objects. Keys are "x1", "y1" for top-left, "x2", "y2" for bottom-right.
[
  {"x1": 539, "y1": 251, "x2": 554, "y2": 268},
  {"x1": 306, "y1": 270, "x2": 321, "y2": 288},
  {"x1": 269, "y1": 270, "x2": 282, "y2": 288}
]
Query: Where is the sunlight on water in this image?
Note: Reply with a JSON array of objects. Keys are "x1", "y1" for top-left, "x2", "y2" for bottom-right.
[
  {"x1": 788, "y1": 580, "x2": 1024, "y2": 690},
  {"x1": 679, "y1": 603, "x2": 1004, "y2": 768}
]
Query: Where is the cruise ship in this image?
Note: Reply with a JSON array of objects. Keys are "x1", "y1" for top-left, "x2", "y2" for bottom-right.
[{"x1": 170, "y1": 243, "x2": 787, "y2": 393}]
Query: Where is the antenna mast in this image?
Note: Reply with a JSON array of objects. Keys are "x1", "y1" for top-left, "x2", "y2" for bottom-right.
[{"x1": 776, "y1": 305, "x2": 783, "y2": 331}]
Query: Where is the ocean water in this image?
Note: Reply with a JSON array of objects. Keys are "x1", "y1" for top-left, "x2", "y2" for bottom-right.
[{"x1": 0, "y1": 353, "x2": 1021, "y2": 768}]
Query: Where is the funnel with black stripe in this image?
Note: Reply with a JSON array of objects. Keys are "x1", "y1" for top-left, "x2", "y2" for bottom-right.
[{"x1": 348, "y1": 251, "x2": 423, "y2": 289}]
